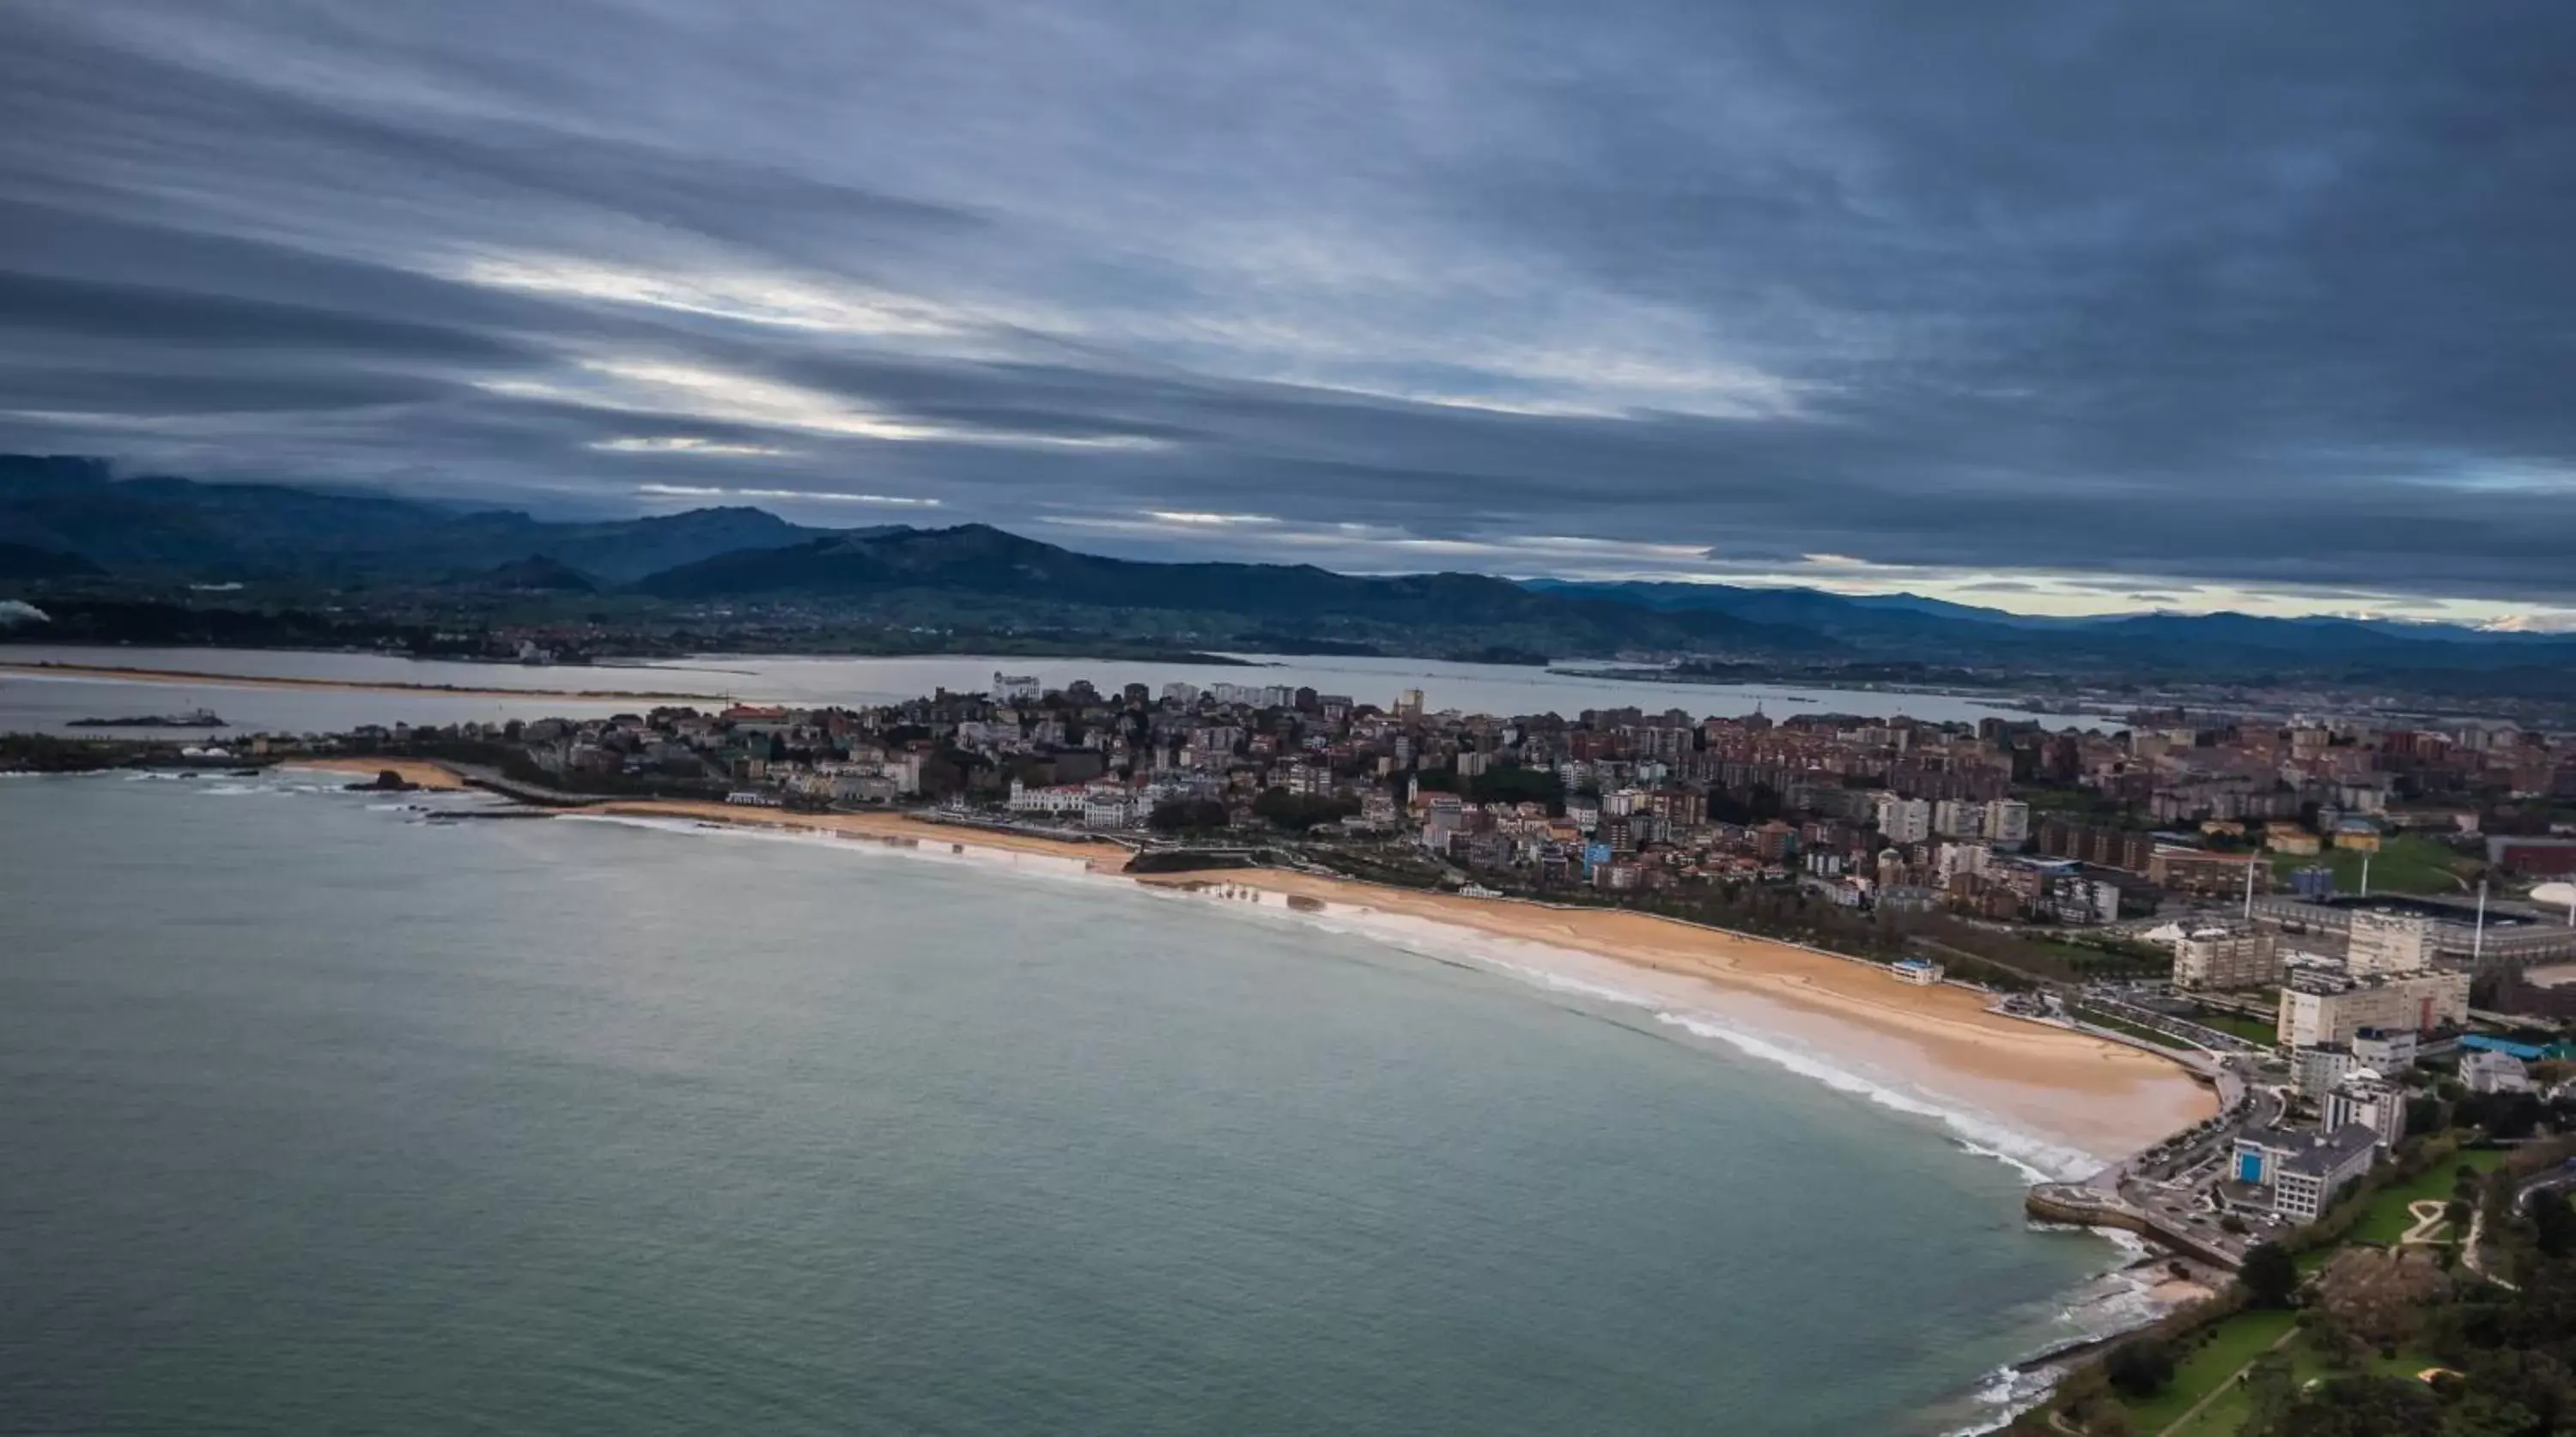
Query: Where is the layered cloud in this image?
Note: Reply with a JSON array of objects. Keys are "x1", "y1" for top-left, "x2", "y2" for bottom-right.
[{"x1": 3, "y1": 0, "x2": 2574, "y2": 621}]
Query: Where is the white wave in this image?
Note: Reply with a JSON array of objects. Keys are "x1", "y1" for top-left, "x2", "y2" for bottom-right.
[
  {"x1": 1941, "y1": 1364, "x2": 2057, "y2": 1437},
  {"x1": 1649, "y1": 1010, "x2": 2101, "y2": 1185},
  {"x1": 1134, "y1": 878, "x2": 2111, "y2": 1186},
  {"x1": 555, "y1": 812, "x2": 1107, "y2": 883}
]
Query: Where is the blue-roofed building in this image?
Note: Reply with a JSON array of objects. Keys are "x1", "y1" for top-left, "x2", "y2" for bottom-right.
[
  {"x1": 2458, "y1": 1034, "x2": 2557, "y2": 1063},
  {"x1": 2231, "y1": 1124, "x2": 2379, "y2": 1222}
]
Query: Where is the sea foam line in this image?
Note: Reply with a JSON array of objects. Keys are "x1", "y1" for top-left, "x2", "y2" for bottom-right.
[{"x1": 1140, "y1": 880, "x2": 2110, "y2": 1185}]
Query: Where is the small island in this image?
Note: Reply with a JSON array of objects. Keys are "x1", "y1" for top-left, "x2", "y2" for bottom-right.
[{"x1": 66, "y1": 708, "x2": 228, "y2": 729}]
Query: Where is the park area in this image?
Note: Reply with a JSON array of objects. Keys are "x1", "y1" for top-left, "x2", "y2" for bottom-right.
[
  {"x1": 2105, "y1": 1146, "x2": 2518, "y2": 1434},
  {"x1": 2343, "y1": 1148, "x2": 2507, "y2": 1247},
  {"x1": 2114, "y1": 1307, "x2": 2299, "y2": 1434}
]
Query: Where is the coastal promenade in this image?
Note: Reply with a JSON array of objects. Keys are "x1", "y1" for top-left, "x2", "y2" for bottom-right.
[{"x1": 2025, "y1": 1183, "x2": 2244, "y2": 1270}]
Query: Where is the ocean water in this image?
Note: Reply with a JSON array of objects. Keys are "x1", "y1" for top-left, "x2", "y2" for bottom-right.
[{"x1": 0, "y1": 773, "x2": 2130, "y2": 1435}]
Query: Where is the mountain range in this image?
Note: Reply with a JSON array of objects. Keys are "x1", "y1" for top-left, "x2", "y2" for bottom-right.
[
  {"x1": 0, "y1": 454, "x2": 850, "y2": 585},
  {"x1": 6, "y1": 455, "x2": 2575, "y2": 688}
]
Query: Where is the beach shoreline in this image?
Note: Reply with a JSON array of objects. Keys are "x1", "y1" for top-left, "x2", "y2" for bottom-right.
[
  {"x1": 274, "y1": 762, "x2": 2216, "y2": 1170},
  {"x1": 289, "y1": 757, "x2": 474, "y2": 791},
  {"x1": 0, "y1": 659, "x2": 717, "y2": 703},
  {"x1": 504, "y1": 789, "x2": 2216, "y2": 1167},
  {"x1": 272, "y1": 766, "x2": 2215, "y2": 1434}
]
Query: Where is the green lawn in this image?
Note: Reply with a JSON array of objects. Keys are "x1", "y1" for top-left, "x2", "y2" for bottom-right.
[
  {"x1": 2168, "y1": 1339, "x2": 2447, "y2": 1436},
  {"x1": 2347, "y1": 1149, "x2": 2509, "y2": 1247},
  {"x1": 2190, "y1": 1006, "x2": 2280, "y2": 1046},
  {"x1": 2035, "y1": 938, "x2": 2173, "y2": 979},
  {"x1": 2269, "y1": 834, "x2": 2476, "y2": 897},
  {"x1": 2118, "y1": 1307, "x2": 2300, "y2": 1434},
  {"x1": 2074, "y1": 1005, "x2": 2202, "y2": 1051}
]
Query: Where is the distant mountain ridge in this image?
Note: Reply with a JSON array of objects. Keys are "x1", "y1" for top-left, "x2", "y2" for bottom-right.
[
  {"x1": 7, "y1": 456, "x2": 2574, "y2": 684},
  {"x1": 637, "y1": 523, "x2": 1833, "y2": 655},
  {"x1": 0, "y1": 454, "x2": 851, "y2": 584},
  {"x1": 1523, "y1": 577, "x2": 2576, "y2": 673}
]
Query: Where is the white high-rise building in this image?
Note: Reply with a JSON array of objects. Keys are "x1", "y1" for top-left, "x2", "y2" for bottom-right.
[
  {"x1": 2324, "y1": 1072, "x2": 2408, "y2": 1149},
  {"x1": 2279, "y1": 968, "x2": 2470, "y2": 1046},
  {"x1": 1984, "y1": 798, "x2": 2032, "y2": 846},
  {"x1": 1933, "y1": 799, "x2": 1986, "y2": 839},
  {"x1": 992, "y1": 671, "x2": 1043, "y2": 702},
  {"x1": 2174, "y1": 928, "x2": 2281, "y2": 991},
  {"x1": 2346, "y1": 913, "x2": 2434, "y2": 977},
  {"x1": 1874, "y1": 794, "x2": 1931, "y2": 844}
]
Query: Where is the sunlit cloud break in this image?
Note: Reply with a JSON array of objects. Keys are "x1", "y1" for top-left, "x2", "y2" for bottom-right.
[
  {"x1": 1144, "y1": 511, "x2": 1279, "y2": 526},
  {"x1": 592, "y1": 437, "x2": 791, "y2": 457},
  {"x1": 636, "y1": 483, "x2": 941, "y2": 508}
]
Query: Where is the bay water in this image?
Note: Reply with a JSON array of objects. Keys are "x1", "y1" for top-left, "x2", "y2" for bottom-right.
[
  {"x1": 1, "y1": 772, "x2": 2130, "y2": 1434},
  {"x1": 0, "y1": 644, "x2": 2060, "y2": 736}
]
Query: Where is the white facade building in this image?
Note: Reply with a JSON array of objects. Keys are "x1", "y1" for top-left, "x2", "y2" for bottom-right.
[
  {"x1": 2278, "y1": 968, "x2": 2471, "y2": 1047},
  {"x1": 2462, "y1": 1050, "x2": 2535, "y2": 1094},
  {"x1": 2174, "y1": 928, "x2": 2282, "y2": 991},
  {"x1": 1874, "y1": 794, "x2": 1932, "y2": 845},
  {"x1": 1932, "y1": 799, "x2": 1985, "y2": 840},
  {"x1": 2350, "y1": 1027, "x2": 2420, "y2": 1072},
  {"x1": 1984, "y1": 798, "x2": 2032, "y2": 846},
  {"x1": 2345, "y1": 913, "x2": 2435, "y2": 978},
  {"x1": 2324, "y1": 1072, "x2": 2408, "y2": 1149},
  {"x1": 2232, "y1": 1125, "x2": 2380, "y2": 1222},
  {"x1": 2290, "y1": 1044, "x2": 2357, "y2": 1100}
]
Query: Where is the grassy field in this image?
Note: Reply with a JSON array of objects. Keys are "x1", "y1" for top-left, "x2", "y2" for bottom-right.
[
  {"x1": 2269, "y1": 833, "x2": 2476, "y2": 896},
  {"x1": 2347, "y1": 1149, "x2": 2510, "y2": 1247},
  {"x1": 2189, "y1": 1006, "x2": 2279, "y2": 1046},
  {"x1": 2073, "y1": 1005, "x2": 2201, "y2": 1051},
  {"x1": 2166, "y1": 1338, "x2": 2446, "y2": 1436},
  {"x1": 2119, "y1": 1307, "x2": 2300, "y2": 1434}
]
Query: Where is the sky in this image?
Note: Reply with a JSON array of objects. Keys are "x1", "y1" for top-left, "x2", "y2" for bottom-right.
[{"x1": 3, "y1": 2, "x2": 2574, "y2": 627}]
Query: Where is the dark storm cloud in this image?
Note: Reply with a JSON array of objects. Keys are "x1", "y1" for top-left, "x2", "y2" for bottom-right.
[
  {"x1": 3, "y1": 0, "x2": 2575, "y2": 614},
  {"x1": 0, "y1": 270, "x2": 531, "y2": 362}
]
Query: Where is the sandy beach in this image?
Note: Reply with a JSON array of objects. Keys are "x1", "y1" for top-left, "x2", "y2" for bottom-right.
[
  {"x1": 1129, "y1": 868, "x2": 2215, "y2": 1164},
  {"x1": 0, "y1": 660, "x2": 715, "y2": 703},
  {"x1": 290, "y1": 757, "x2": 472, "y2": 791},
  {"x1": 585, "y1": 797, "x2": 2213, "y2": 1165},
  {"x1": 276, "y1": 770, "x2": 2213, "y2": 1166},
  {"x1": 590, "y1": 798, "x2": 1134, "y2": 866}
]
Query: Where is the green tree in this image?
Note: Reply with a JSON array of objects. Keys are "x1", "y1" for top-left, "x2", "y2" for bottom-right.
[
  {"x1": 2248, "y1": 1375, "x2": 2438, "y2": 1435},
  {"x1": 2104, "y1": 1337, "x2": 2176, "y2": 1399},
  {"x1": 2242, "y1": 1241, "x2": 2300, "y2": 1308},
  {"x1": 1149, "y1": 797, "x2": 1229, "y2": 834},
  {"x1": 1249, "y1": 787, "x2": 1358, "y2": 831},
  {"x1": 2535, "y1": 1192, "x2": 2576, "y2": 1259}
]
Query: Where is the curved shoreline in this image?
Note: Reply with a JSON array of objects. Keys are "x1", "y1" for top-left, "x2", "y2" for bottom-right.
[
  {"x1": 483, "y1": 790, "x2": 2217, "y2": 1166},
  {"x1": 274, "y1": 765, "x2": 2209, "y2": 1434}
]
